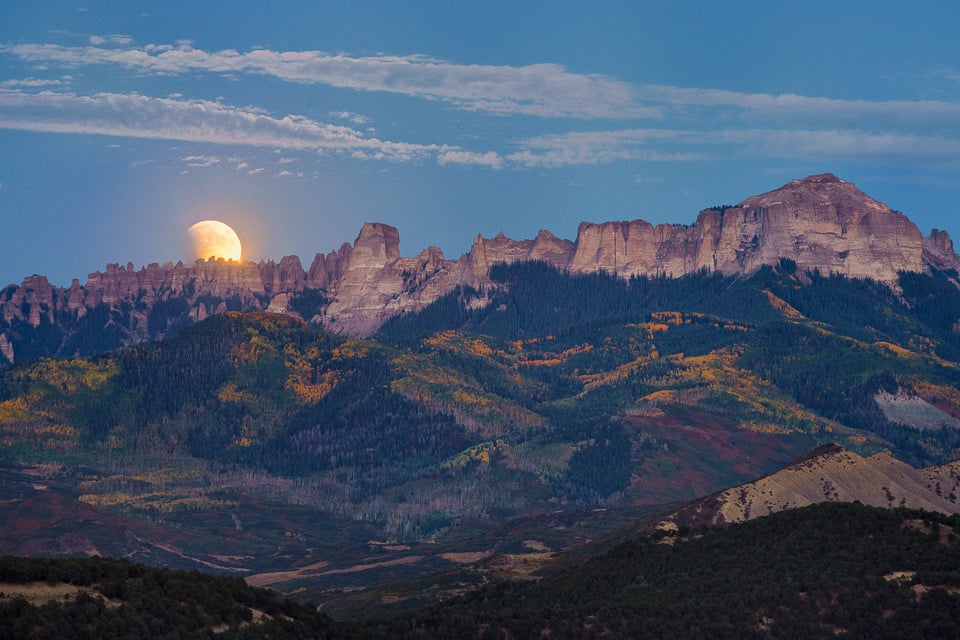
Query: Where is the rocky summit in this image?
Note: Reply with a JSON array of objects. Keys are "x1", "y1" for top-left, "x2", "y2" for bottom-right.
[{"x1": 2, "y1": 174, "x2": 958, "y2": 362}]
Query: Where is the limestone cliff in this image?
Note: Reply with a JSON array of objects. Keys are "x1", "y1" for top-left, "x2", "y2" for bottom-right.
[{"x1": 1, "y1": 173, "x2": 957, "y2": 362}]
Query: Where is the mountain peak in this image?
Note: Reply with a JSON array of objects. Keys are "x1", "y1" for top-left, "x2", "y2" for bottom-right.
[{"x1": 791, "y1": 172, "x2": 845, "y2": 185}]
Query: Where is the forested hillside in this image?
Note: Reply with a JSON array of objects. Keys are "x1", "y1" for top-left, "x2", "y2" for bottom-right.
[
  {"x1": 1, "y1": 261, "x2": 960, "y2": 596},
  {"x1": 0, "y1": 555, "x2": 350, "y2": 639}
]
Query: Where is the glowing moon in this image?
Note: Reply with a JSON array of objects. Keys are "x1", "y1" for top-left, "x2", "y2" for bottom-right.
[{"x1": 187, "y1": 220, "x2": 243, "y2": 261}]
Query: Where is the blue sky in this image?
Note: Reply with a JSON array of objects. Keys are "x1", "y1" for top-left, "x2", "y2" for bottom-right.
[{"x1": 2, "y1": 1, "x2": 959, "y2": 285}]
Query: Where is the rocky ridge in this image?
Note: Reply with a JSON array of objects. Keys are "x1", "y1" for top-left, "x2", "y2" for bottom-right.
[
  {"x1": 2, "y1": 174, "x2": 959, "y2": 363},
  {"x1": 661, "y1": 443, "x2": 960, "y2": 529}
]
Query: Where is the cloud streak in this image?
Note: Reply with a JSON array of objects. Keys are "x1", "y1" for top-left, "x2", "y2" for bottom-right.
[
  {"x1": 3, "y1": 39, "x2": 959, "y2": 172},
  {"x1": 508, "y1": 128, "x2": 960, "y2": 167},
  {"x1": 7, "y1": 41, "x2": 960, "y2": 130},
  {"x1": 2, "y1": 43, "x2": 650, "y2": 119},
  {"x1": 0, "y1": 89, "x2": 454, "y2": 162},
  {"x1": 437, "y1": 150, "x2": 504, "y2": 169},
  {"x1": 1, "y1": 89, "x2": 956, "y2": 173},
  {"x1": 640, "y1": 85, "x2": 960, "y2": 131}
]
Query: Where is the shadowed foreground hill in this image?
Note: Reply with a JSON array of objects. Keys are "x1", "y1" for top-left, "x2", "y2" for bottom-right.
[
  {"x1": 3, "y1": 503, "x2": 959, "y2": 639},
  {"x1": 364, "y1": 502, "x2": 960, "y2": 639},
  {"x1": 0, "y1": 556, "x2": 351, "y2": 639}
]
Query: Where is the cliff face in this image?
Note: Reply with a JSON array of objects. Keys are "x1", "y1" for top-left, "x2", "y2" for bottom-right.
[
  {"x1": 1, "y1": 174, "x2": 956, "y2": 362},
  {"x1": 320, "y1": 223, "x2": 464, "y2": 337},
  {"x1": 568, "y1": 174, "x2": 925, "y2": 281},
  {"x1": 731, "y1": 174, "x2": 924, "y2": 281}
]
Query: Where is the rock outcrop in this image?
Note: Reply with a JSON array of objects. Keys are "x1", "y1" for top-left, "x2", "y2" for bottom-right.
[
  {"x1": 922, "y1": 228, "x2": 960, "y2": 273},
  {"x1": 1, "y1": 173, "x2": 957, "y2": 363},
  {"x1": 320, "y1": 223, "x2": 459, "y2": 336}
]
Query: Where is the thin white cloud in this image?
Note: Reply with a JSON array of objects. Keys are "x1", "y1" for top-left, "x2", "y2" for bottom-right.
[
  {"x1": 0, "y1": 78, "x2": 64, "y2": 88},
  {"x1": 7, "y1": 41, "x2": 960, "y2": 128},
  {"x1": 0, "y1": 89, "x2": 451, "y2": 162},
  {"x1": 507, "y1": 127, "x2": 960, "y2": 167},
  {"x1": 506, "y1": 129, "x2": 710, "y2": 167},
  {"x1": 181, "y1": 154, "x2": 221, "y2": 167},
  {"x1": 329, "y1": 110, "x2": 370, "y2": 125},
  {"x1": 437, "y1": 150, "x2": 504, "y2": 169},
  {"x1": 89, "y1": 35, "x2": 133, "y2": 46},
  {"x1": 739, "y1": 128, "x2": 960, "y2": 162},
  {"x1": 2, "y1": 43, "x2": 652, "y2": 119},
  {"x1": 640, "y1": 85, "x2": 960, "y2": 130},
  {"x1": 3, "y1": 40, "x2": 959, "y2": 173}
]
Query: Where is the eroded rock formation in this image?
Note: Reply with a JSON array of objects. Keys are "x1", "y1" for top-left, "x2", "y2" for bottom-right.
[{"x1": 1, "y1": 174, "x2": 957, "y2": 362}]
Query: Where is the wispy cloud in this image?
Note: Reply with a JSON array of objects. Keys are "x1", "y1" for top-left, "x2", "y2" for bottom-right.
[
  {"x1": 640, "y1": 85, "x2": 960, "y2": 131},
  {"x1": 8, "y1": 41, "x2": 960, "y2": 128},
  {"x1": 437, "y1": 150, "x2": 504, "y2": 169},
  {"x1": 329, "y1": 110, "x2": 370, "y2": 125},
  {"x1": 0, "y1": 89, "x2": 456, "y2": 162},
  {"x1": 2, "y1": 89, "x2": 955, "y2": 172},
  {"x1": 508, "y1": 127, "x2": 960, "y2": 167},
  {"x1": 181, "y1": 154, "x2": 221, "y2": 167},
  {"x1": 1, "y1": 42, "x2": 651, "y2": 119},
  {"x1": 507, "y1": 129, "x2": 713, "y2": 167},
  {"x1": 3, "y1": 40, "x2": 959, "y2": 172},
  {"x1": 0, "y1": 77, "x2": 65, "y2": 88},
  {"x1": 88, "y1": 34, "x2": 134, "y2": 46}
]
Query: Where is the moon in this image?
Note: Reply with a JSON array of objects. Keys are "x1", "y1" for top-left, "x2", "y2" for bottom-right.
[{"x1": 187, "y1": 220, "x2": 243, "y2": 262}]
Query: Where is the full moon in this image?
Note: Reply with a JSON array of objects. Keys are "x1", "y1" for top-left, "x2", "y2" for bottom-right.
[{"x1": 187, "y1": 220, "x2": 243, "y2": 262}]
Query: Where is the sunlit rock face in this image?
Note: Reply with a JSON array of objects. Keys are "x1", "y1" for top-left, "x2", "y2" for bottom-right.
[
  {"x1": 193, "y1": 259, "x2": 267, "y2": 297},
  {"x1": 729, "y1": 174, "x2": 923, "y2": 282},
  {"x1": 568, "y1": 174, "x2": 924, "y2": 282},
  {"x1": 467, "y1": 229, "x2": 575, "y2": 276},
  {"x1": 260, "y1": 255, "x2": 306, "y2": 296},
  {"x1": 568, "y1": 219, "x2": 703, "y2": 277},
  {"x1": 318, "y1": 224, "x2": 466, "y2": 337}
]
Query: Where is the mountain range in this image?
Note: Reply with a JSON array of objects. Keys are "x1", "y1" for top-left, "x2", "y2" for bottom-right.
[
  {"x1": 4, "y1": 173, "x2": 960, "y2": 364},
  {"x1": 2, "y1": 172, "x2": 960, "y2": 614}
]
